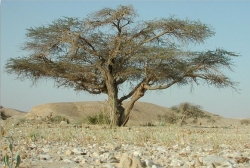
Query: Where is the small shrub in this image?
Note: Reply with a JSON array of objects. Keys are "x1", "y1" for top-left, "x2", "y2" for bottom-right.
[
  {"x1": 86, "y1": 112, "x2": 110, "y2": 125},
  {"x1": 51, "y1": 116, "x2": 69, "y2": 124},
  {"x1": 2, "y1": 136, "x2": 21, "y2": 168},
  {"x1": 240, "y1": 119, "x2": 250, "y2": 125},
  {"x1": 141, "y1": 122, "x2": 156, "y2": 127},
  {"x1": 1, "y1": 110, "x2": 11, "y2": 120},
  {"x1": 157, "y1": 113, "x2": 179, "y2": 124},
  {"x1": 207, "y1": 116, "x2": 217, "y2": 124},
  {"x1": 170, "y1": 106, "x2": 180, "y2": 113}
]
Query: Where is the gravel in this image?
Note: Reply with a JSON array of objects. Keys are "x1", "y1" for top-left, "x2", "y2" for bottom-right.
[{"x1": 1, "y1": 123, "x2": 250, "y2": 168}]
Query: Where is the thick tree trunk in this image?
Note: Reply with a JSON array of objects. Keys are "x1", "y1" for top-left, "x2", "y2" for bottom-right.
[
  {"x1": 107, "y1": 95, "x2": 124, "y2": 126},
  {"x1": 106, "y1": 77, "x2": 125, "y2": 126},
  {"x1": 107, "y1": 81, "x2": 146, "y2": 127},
  {"x1": 121, "y1": 84, "x2": 146, "y2": 126}
]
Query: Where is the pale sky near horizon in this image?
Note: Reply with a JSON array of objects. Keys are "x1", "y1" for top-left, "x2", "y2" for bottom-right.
[{"x1": 1, "y1": 0, "x2": 250, "y2": 118}]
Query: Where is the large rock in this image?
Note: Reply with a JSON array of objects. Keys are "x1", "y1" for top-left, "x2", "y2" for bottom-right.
[{"x1": 119, "y1": 153, "x2": 144, "y2": 168}]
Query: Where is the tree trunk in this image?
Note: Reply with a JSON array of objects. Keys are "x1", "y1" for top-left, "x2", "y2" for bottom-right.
[
  {"x1": 180, "y1": 114, "x2": 187, "y2": 126},
  {"x1": 121, "y1": 84, "x2": 146, "y2": 126},
  {"x1": 107, "y1": 81, "x2": 146, "y2": 127},
  {"x1": 107, "y1": 95, "x2": 124, "y2": 127}
]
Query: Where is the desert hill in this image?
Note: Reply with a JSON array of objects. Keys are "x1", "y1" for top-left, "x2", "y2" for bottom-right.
[
  {"x1": 2, "y1": 102, "x2": 243, "y2": 126},
  {"x1": 0, "y1": 106, "x2": 27, "y2": 120},
  {"x1": 24, "y1": 101, "x2": 176, "y2": 126}
]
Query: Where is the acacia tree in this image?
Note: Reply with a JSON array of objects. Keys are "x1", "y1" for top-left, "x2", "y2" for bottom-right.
[
  {"x1": 177, "y1": 102, "x2": 206, "y2": 126},
  {"x1": 5, "y1": 5, "x2": 238, "y2": 126}
]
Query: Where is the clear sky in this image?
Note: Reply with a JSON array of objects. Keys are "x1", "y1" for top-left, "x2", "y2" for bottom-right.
[{"x1": 1, "y1": 0, "x2": 249, "y2": 118}]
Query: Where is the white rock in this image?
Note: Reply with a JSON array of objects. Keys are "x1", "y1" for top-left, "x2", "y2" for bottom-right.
[
  {"x1": 170, "y1": 159, "x2": 185, "y2": 166},
  {"x1": 156, "y1": 146, "x2": 166, "y2": 153},
  {"x1": 145, "y1": 159, "x2": 154, "y2": 167},
  {"x1": 39, "y1": 154, "x2": 51, "y2": 160},
  {"x1": 60, "y1": 121, "x2": 68, "y2": 126},
  {"x1": 173, "y1": 144, "x2": 179, "y2": 150},
  {"x1": 63, "y1": 158, "x2": 72, "y2": 163},
  {"x1": 104, "y1": 163, "x2": 116, "y2": 168},
  {"x1": 133, "y1": 150, "x2": 142, "y2": 157},
  {"x1": 105, "y1": 142, "x2": 120, "y2": 150},
  {"x1": 72, "y1": 148, "x2": 84, "y2": 155},
  {"x1": 202, "y1": 155, "x2": 234, "y2": 168},
  {"x1": 41, "y1": 148, "x2": 50, "y2": 153},
  {"x1": 92, "y1": 151, "x2": 100, "y2": 157}
]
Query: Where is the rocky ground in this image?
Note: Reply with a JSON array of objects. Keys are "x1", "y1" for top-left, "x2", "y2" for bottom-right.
[{"x1": 1, "y1": 121, "x2": 250, "y2": 168}]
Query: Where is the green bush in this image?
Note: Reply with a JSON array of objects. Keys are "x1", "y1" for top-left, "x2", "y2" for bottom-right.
[{"x1": 86, "y1": 112, "x2": 110, "y2": 125}]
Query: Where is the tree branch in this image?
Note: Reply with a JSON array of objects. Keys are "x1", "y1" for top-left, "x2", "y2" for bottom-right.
[{"x1": 118, "y1": 79, "x2": 146, "y2": 104}]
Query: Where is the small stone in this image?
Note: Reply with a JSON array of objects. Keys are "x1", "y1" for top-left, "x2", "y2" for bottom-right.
[
  {"x1": 63, "y1": 158, "x2": 72, "y2": 163},
  {"x1": 104, "y1": 163, "x2": 116, "y2": 168},
  {"x1": 173, "y1": 144, "x2": 179, "y2": 150},
  {"x1": 28, "y1": 144, "x2": 37, "y2": 150},
  {"x1": 65, "y1": 150, "x2": 74, "y2": 155},
  {"x1": 170, "y1": 159, "x2": 185, "y2": 166},
  {"x1": 92, "y1": 152, "x2": 100, "y2": 157},
  {"x1": 108, "y1": 157, "x2": 119, "y2": 163},
  {"x1": 73, "y1": 155, "x2": 84, "y2": 163},
  {"x1": 95, "y1": 159, "x2": 102, "y2": 164},
  {"x1": 39, "y1": 154, "x2": 51, "y2": 160},
  {"x1": 41, "y1": 148, "x2": 50, "y2": 153},
  {"x1": 60, "y1": 121, "x2": 68, "y2": 126},
  {"x1": 72, "y1": 148, "x2": 85, "y2": 155},
  {"x1": 133, "y1": 150, "x2": 142, "y2": 157}
]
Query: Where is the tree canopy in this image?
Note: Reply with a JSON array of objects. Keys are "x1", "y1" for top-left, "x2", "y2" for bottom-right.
[{"x1": 5, "y1": 5, "x2": 239, "y2": 126}]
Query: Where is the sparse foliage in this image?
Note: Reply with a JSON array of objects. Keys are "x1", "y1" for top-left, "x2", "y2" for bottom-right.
[
  {"x1": 51, "y1": 115, "x2": 69, "y2": 124},
  {"x1": 157, "y1": 113, "x2": 179, "y2": 125},
  {"x1": 5, "y1": 5, "x2": 239, "y2": 126},
  {"x1": 171, "y1": 102, "x2": 207, "y2": 126},
  {"x1": 206, "y1": 115, "x2": 217, "y2": 125},
  {"x1": 86, "y1": 112, "x2": 110, "y2": 125},
  {"x1": 240, "y1": 119, "x2": 250, "y2": 125}
]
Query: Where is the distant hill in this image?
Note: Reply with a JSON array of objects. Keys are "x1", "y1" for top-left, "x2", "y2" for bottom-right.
[
  {"x1": 2, "y1": 102, "x2": 242, "y2": 126},
  {"x1": 0, "y1": 106, "x2": 27, "y2": 120},
  {"x1": 24, "y1": 101, "x2": 175, "y2": 125}
]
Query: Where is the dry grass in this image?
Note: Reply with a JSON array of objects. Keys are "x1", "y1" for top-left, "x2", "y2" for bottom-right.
[
  {"x1": 2, "y1": 119, "x2": 250, "y2": 149},
  {"x1": 1, "y1": 119, "x2": 250, "y2": 168}
]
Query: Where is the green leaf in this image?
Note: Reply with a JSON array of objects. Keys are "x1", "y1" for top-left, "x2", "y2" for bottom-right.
[
  {"x1": 8, "y1": 143, "x2": 13, "y2": 152},
  {"x1": 3, "y1": 154, "x2": 10, "y2": 167},
  {"x1": 15, "y1": 151, "x2": 21, "y2": 168}
]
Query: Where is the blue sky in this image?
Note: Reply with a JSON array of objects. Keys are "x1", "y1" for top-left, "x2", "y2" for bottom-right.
[{"x1": 1, "y1": 0, "x2": 249, "y2": 118}]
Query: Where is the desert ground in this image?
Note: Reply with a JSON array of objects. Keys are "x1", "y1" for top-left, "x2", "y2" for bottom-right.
[{"x1": 1, "y1": 102, "x2": 250, "y2": 168}]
